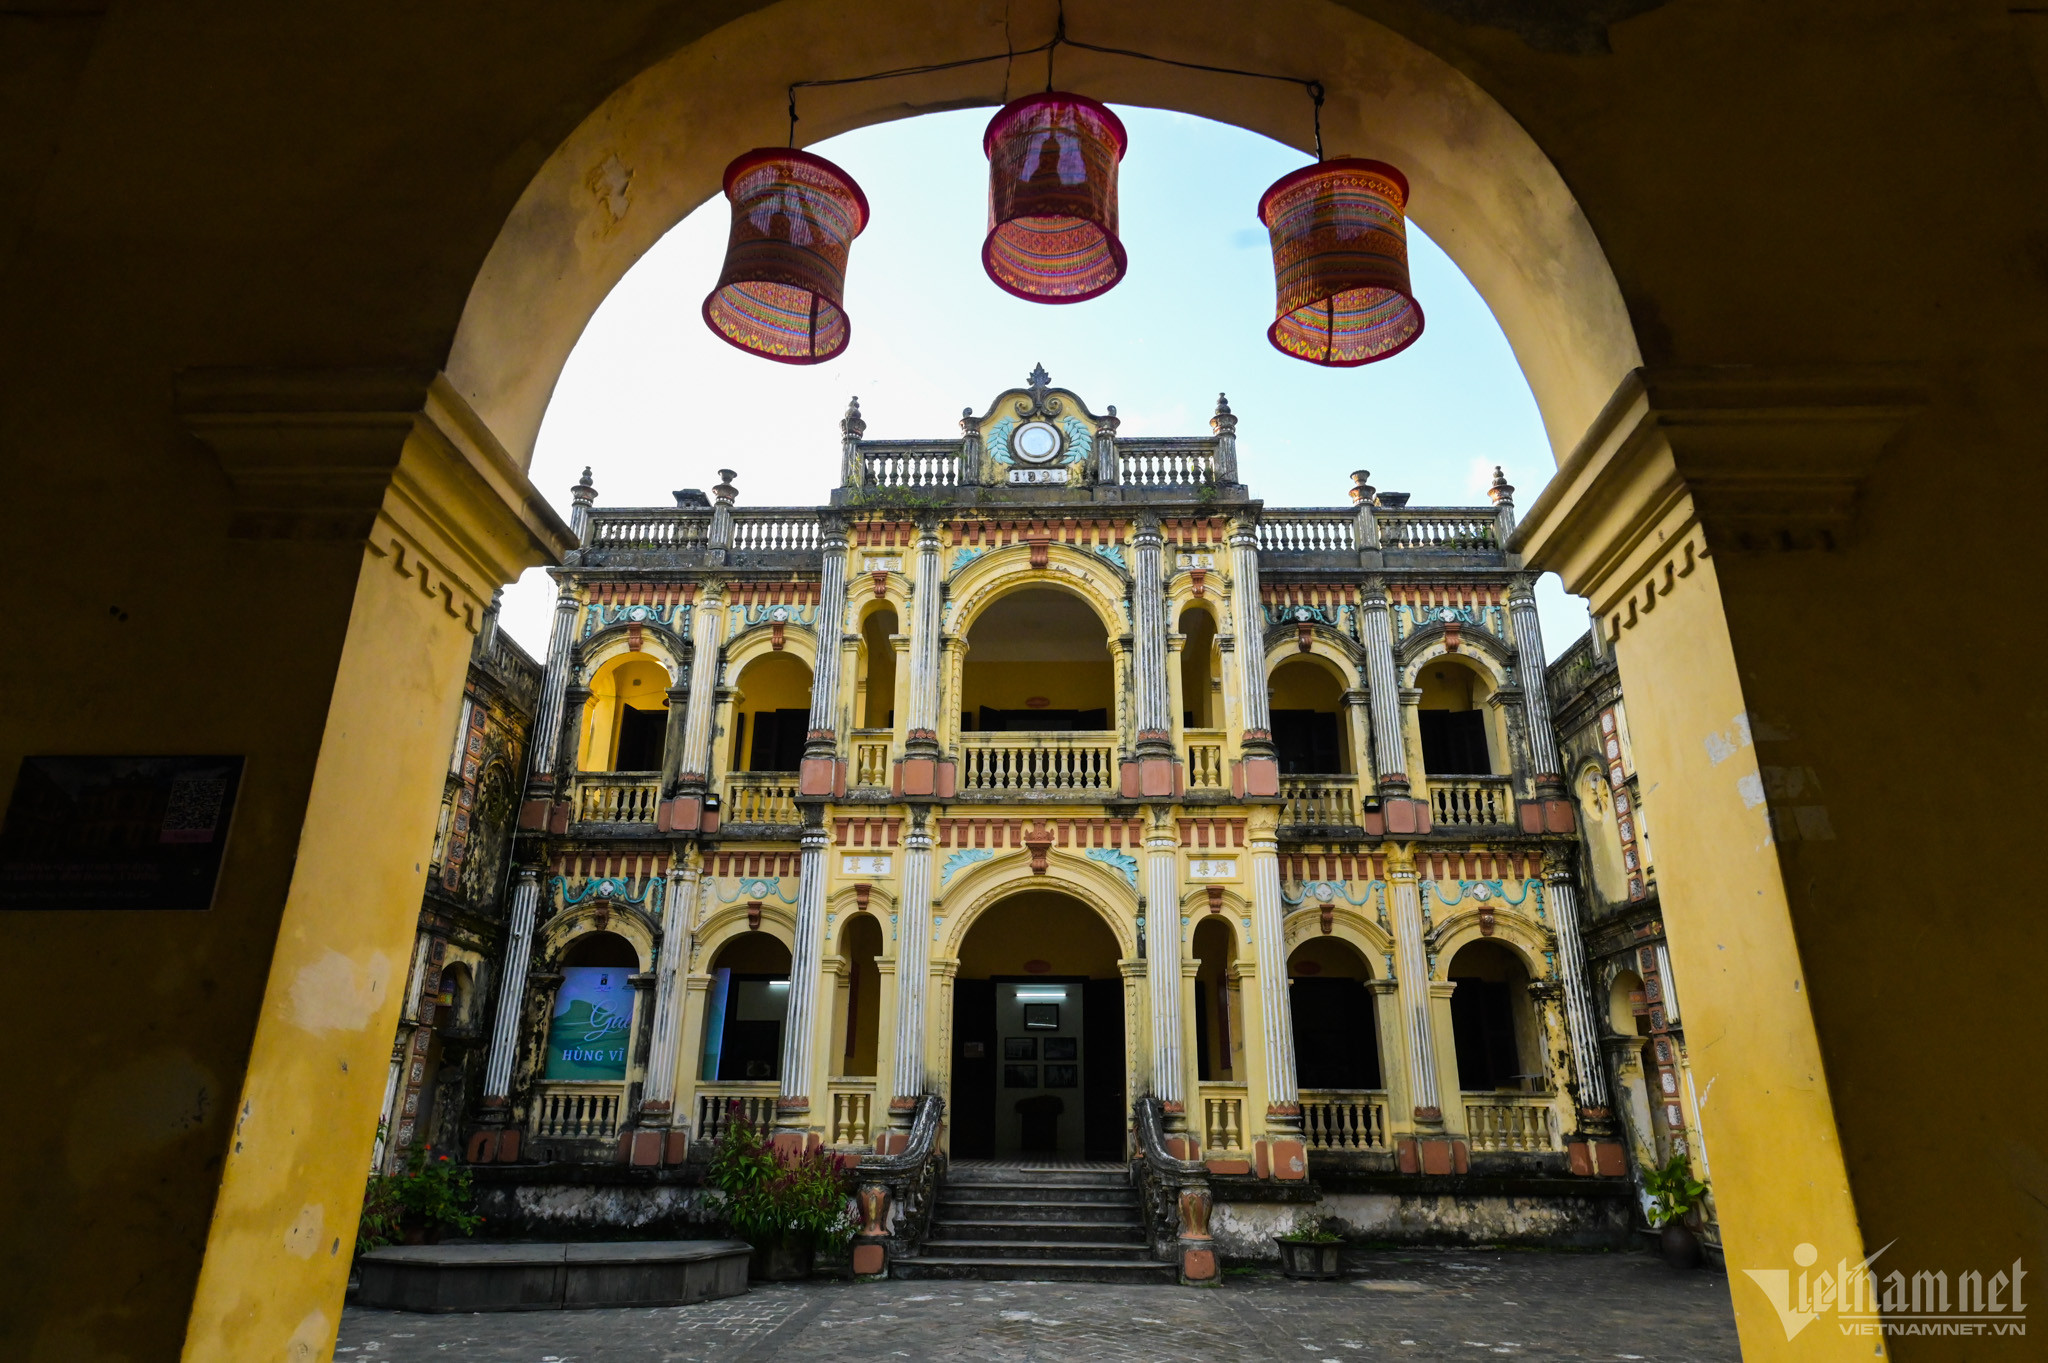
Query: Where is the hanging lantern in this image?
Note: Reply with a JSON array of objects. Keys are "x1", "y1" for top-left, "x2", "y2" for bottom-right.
[
  {"x1": 982, "y1": 93, "x2": 1128, "y2": 303},
  {"x1": 1258, "y1": 158, "x2": 1424, "y2": 366},
  {"x1": 702, "y1": 148, "x2": 869, "y2": 364}
]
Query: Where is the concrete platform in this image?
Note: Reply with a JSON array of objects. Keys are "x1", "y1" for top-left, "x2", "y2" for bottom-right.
[{"x1": 355, "y1": 1239, "x2": 751, "y2": 1312}]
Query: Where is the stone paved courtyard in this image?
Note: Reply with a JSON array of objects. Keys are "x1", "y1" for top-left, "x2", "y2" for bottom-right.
[{"x1": 336, "y1": 1248, "x2": 1740, "y2": 1361}]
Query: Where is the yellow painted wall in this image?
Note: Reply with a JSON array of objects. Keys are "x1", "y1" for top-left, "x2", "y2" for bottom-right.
[
  {"x1": 959, "y1": 660, "x2": 1115, "y2": 719},
  {"x1": 729, "y1": 652, "x2": 813, "y2": 771},
  {"x1": 1268, "y1": 658, "x2": 1344, "y2": 711},
  {"x1": 838, "y1": 914, "x2": 883, "y2": 1077},
  {"x1": 858, "y1": 606, "x2": 898, "y2": 728},
  {"x1": 956, "y1": 893, "x2": 1122, "y2": 979},
  {"x1": 1179, "y1": 607, "x2": 1220, "y2": 727},
  {"x1": 577, "y1": 655, "x2": 670, "y2": 770}
]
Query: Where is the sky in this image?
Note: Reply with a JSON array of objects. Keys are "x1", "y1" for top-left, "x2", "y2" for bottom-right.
[{"x1": 503, "y1": 105, "x2": 1590, "y2": 660}]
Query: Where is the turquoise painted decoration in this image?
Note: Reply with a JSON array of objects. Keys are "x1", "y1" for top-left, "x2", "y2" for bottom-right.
[
  {"x1": 951, "y1": 548, "x2": 985, "y2": 575},
  {"x1": 556, "y1": 875, "x2": 661, "y2": 912},
  {"x1": 1091, "y1": 544, "x2": 1127, "y2": 571},
  {"x1": 986, "y1": 415, "x2": 1016, "y2": 466},
  {"x1": 1060, "y1": 415, "x2": 1093, "y2": 464},
  {"x1": 1084, "y1": 847, "x2": 1138, "y2": 888},
  {"x1": 941, "y1": 848, "x2": 994, "y2": 887},
  {"x1": 714, "y1": 876, "x2": 799, "y2": 905}
]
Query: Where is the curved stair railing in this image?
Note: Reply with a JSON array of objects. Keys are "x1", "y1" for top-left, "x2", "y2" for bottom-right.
[
  {"x1": 1131, "y1": 1095, "x2": 1220, "y2": 1286},
  {"x1": 850, "y1": 1094, "x2": 946, "y2": 1278}
]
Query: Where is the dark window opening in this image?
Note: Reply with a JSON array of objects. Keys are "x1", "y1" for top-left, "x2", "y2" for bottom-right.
[
  {"x1": 748, "y1": 709, "x2": 810, "y2": 771},
  {"x1": 976, "y1": 706, "x2": 1110, "y2": 732},
  {"x1": 1272, "y1": 709, "x2": 1342, "y2": 774},
  {"x1": 1450, "y1": 979, "x2": 1520, "y2": 1089},
  {"x1": 1419, "y1": 709, "x2": 1491, "y2": 775},
  {"x1": 614, "y1": 704, "x2": 667, "y2": 771},
  {"x1": 1289, "y1": 978, "x2": 1381, "y2": 1088}
]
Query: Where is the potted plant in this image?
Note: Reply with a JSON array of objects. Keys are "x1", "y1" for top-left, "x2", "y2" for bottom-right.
[
  {"x1": 706, "y1": 1109, "x2": 856, "y2": 1281},
  {"x1": 1273, "y1": 1210, "x2": 1344, "y2": 1280},
  {"x1": 1644, "y1": 1151, "x2": 1708, "y2": 1269},
  {"x1": 358, "y1": 1144, "x2": 483, "y2": 1251}
]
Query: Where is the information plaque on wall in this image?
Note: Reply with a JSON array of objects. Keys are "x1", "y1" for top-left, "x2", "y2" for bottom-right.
[{"x1": 0, "y1": 756, "x2": 244, "y2": 911}]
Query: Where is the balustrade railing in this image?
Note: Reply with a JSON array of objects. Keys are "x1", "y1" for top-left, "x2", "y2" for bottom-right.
[
  {"x1": 828, "y1": 1082, "x2": 877, "y2": 1147},
  {"x1": 861, "y1": 447, "x2": 958, "y2": 488},
  {"x1": 723, "y1": 772, "x2": 799, "y2": 825},
  {"x1": 532, "y1": 1082, "x2": 626, "y2": 1141},
  {"x1": 695, "y1": 1083, "x2": 779, "y2": 1142},
  {"x1": 1301, "y1": 1089, "x2": 1390, "y2": 1152},
  {"x1": 1279, "y1": 775, "x2": 1359, "y2": 828},
  {"x1": 1429, "y1": 776, "x2": 1513, "y2": 827},
  {"x1": 729, "y1": 512, "x2": 822, "y2": 551},
  {"x1": 585, "y1": 511, "x2": 710, "y2": 550},
  {"x1": 1185, "y1": 731, "x2": 1226, "y2": 791},
  {"x1": 1379, "y1": 509, "x2": 1500, "y2": 550},
  {"x1": 1463, "y1": 1094, "x2": 1561, "y2": 1153},
  {"x1": 1199, "y1": 1085, "x2": 1247, "y2": 1153},
  {"x1": 1258, "y1": 514, "x2": 1356, "y2": 552},
  {"x1": 958, "y1": 731, "x2": 1117, "y2": 794},
  {"x1": 851, "y1": 733, "x2": 892, "y2": 789},
  {"x1": 573, "y1": 772, "x2": 661, "y2": 825},
  {"x1": 1118, "y1": 443, "x2": 1216, "y2": 486}
]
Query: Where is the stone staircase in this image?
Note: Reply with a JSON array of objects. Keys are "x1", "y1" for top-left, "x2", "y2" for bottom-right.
[{"x1": 894, "y1": 1161, "x2": 1178, "y2": 1284}]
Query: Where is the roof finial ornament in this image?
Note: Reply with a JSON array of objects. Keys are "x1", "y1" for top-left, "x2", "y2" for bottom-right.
[
  {"x1": 1488, "y1": 465, "x2": 1515, "y2": 504},
  {"x1": 840, "y1": 395, "x2": 866, "y2": 439},
  {"x1": 1215, "y1": 392, "x2": 1232, "y2": 416}
]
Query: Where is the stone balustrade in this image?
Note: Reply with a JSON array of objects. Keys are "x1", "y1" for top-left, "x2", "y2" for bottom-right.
[{"x1": 957, "y1": 731, "x2": 1117, "y2": 794}]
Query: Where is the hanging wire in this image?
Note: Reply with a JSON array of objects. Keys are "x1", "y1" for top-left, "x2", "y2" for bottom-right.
[{"x1": 783, "y1": 6, "x2": 1325, "y2": 155}]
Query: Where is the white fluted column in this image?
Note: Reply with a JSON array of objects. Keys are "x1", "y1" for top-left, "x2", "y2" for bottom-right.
[
  {"x1": 1358, "y1": 586, "x2": 1409, "y2": 791},
  {"x1": 1544, "y1": 864, "x2": 1610, "y2": 1111},
  {"x1": 806, "y1": 524, "x2": 850, "y2": 740},
  {"x1": 677, "y1": 585, "x2": 723, "y2": 783},
  {"x1": 1144, "y1": 825, "x2": 1185, "y2": 1113},
  {"x1": 1508, "y1": 580, "x2": 1562, "y2": 785},
  {"x1": 1388, "y1": 860, "x2": 1441, "y2": 1118},
  {"x1": 890, "y1": 825, "x2": 936, "y2": 1109},
  {"x1": 778, "y1": 826, "x2": 831, "y2": 1119},
  {"x1": 1133, "y1": 518, "x2": 1171, "y2": 739},
  {"x1": 1227, "y1": 520, "x2": 1270, "y2": 737},
  {"x1": 905, "y1": 523, "x2": 943, "y2": 741},
  {"x1": 482, "y1": 867, "x2": 541, "y2": 1103},
  {"x1": 640, "y1": 863, "x2": 695, "y2": 1114},
  {"x1": 1248, "y1": 830, "x2": 1298, "y2": 1119},
  {"x1": 528, "y1": 584, "x2": 581, "y2": 786}
]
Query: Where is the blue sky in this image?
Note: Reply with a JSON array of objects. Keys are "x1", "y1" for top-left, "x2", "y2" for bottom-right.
[{"x1": 503, "y1": 106, "x2": 1587, "y2": 659}]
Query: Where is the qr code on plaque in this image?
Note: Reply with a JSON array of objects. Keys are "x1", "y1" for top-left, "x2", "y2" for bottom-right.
[{"x1": 160, "y1": 774, "x2": 227, "y2": 844}]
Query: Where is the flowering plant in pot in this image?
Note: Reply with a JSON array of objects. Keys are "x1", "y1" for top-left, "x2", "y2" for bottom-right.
[
  {"x1": 358, "y1": 1143, "x2": 484, "y2": 1251},
  {"x1": 1273, "y1": 1210, "x2": 1344, "y2": 1280},
  {"x1": 1644, "y1": 1152, "x2": 1708, "y2": 1269},
  {"x1": 706, "y1": 1107, "x2": 856, "y2": 1281}
]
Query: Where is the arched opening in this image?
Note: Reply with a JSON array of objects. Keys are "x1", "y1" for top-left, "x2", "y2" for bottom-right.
[
  {"x1": 1178, "y1": 605, "x2": 1219, "y2": 730},
  {"x1": 1447, "y1": 940, "x2": 1544, "y2": 1093},
  {"x1": 1416, "y1": 658, "x2": 1499, "y2": 777},
  {"x1": 951, "y1": 890, "x2": 1125, "y2": 1160},
  {"x1": 1578, "y1": 763, "x2": 1631, "y2": 903},
  {"x1": 1269, "y1": 657, "x2": 1348, "y2": 774},
  {"x1": 1191, "y1": 916, "x2": 1238, "y2": 1081},
  {"x1": 545, "y1": 931, "x2": 641, "y2": 1085},
  {"x1": 858, "y1": 604, "x2": 898, "y2": 730},
  {"x1": 422, "y1": 963, "x2": 475, "y2": 1152},
  {"x1": 960, "y1": 587, "x2": 1112, "y2": 731},
  {"x1": 730, "y1": 652, "x2": 814, "y2": 773},
  {"x1": 1608, "y1": 968, "x2": 1650, "y2": 1038},
  {"x1": 834, "y1": 914, "x2": 884, "y2": 1078},
  {"x1": 1288, "y1": 937, "x2": 1380, "y2": 1090},
  {"x1": 699, "y1": 933, "x2": 792, "y2": 1083},
  {"x1": 577, "y1": 655, "x2": 672, "y2": 772}
]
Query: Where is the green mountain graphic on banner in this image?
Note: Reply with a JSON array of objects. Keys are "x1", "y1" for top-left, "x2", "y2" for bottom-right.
[{"x1": 544, "y1": 966, "x2": 634, "y2": 1081}]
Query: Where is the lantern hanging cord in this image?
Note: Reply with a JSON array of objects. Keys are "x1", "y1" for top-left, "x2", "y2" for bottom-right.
[{"x1": 784, "y1": 17, "x2": 1325, "y2": 157}]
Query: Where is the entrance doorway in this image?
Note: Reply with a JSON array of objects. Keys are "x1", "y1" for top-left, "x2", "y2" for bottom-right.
[{"x1": 950, "y1": 891, "x2": 1125, "y2": 1161}]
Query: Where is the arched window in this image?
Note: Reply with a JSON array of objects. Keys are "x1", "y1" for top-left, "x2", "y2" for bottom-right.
[
  {"x1": 1288, "y1": 937, "x2": 1380, "y2": 1089},
  {"x1": 544, "y1": 931, "x2": 640, "y2": 1083},
  {"x1": 1192, "y1": 916, "x2": 1238, "y2": 1081},
  {"x1": 859, "y1": 605, "x2": 898, "y2": 729},
  {"x1": 1447, "y1": 940, "x2": 1543, "y2": 1092},
  {"x1": 836, "y1": 914, "x2": 883, "y2": 1077},
  {"x1": 578, "y1": 656, "x2": 672, "y2": 772},
  {"x1": 1269, "y1": 658, "x2": 1348, "y2": 774},
  {"x1": 1608, "y1": 968, "x2": 1650, "y2": 1037},
  {"x1": 700, "y1": 933, "x2": 791, "y2": 1082},
  {"x1": 1416, "y1": 659, "x2": 1497, "y2": 776},
  {"x1": 960, "y1": 587, "x2": 1112, "y2": 731},
  {"x1": 1179, "y1": 606, "x2": 1219, "y2": 729},
  {"x1": 730, "y1": 653, "x2": 814, "y2": 773}
]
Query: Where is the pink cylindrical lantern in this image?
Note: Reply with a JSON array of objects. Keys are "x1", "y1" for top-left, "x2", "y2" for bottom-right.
[
  {"x1": 702, "y1": 148, "x2": 870, "y2": 364},
  {"x1": 982, "y1": 93, "x2": 1128, "y2": 303},
  {"x1": 1258, "y1": 158, "x2": 1424, "y2": 366}
]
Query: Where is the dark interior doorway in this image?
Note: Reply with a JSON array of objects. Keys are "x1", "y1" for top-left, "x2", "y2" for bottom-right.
[{"x1": 950, "y1": 977, "x2": 1124, "y2": 1159}]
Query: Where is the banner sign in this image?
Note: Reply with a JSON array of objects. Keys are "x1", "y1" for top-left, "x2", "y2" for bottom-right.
[{"x1": 543, "y1": 966, "x2": 633, "y2": 1080}]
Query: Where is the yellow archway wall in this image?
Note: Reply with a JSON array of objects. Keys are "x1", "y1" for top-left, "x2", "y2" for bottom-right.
[
  {"x1": 726, "y1": 651, "x2": 815, "y2": 773},
  {"x1": 577, "y1": 654, "x2": 672, "y2": 771},
  {"x1": 955, "y1": 889, "x2": 1123, "y2": 979}
]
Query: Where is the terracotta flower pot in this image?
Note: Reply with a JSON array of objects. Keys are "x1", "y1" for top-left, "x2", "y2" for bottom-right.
[
  {"x1": 750, "y1": 1235, "x2": 815, "y2": 1282},
  {"x1": 1659, "y1": 1222, "x2": 1702, "y2": 1269},
  {"x1": 1274, "y1": 1237, "x2": 1342, "y2": 1280}
]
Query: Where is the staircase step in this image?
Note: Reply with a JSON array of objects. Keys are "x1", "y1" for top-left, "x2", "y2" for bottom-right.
[
  {"x1": 935, "y1": 1198, "x2": 1141, "y2": 1223},
  {"x1": 934, "y1": 1219, "x2": 1147, "y2": 1244},
  {"x1": 894, "y1": 1256, "x2": 1180, "y2": 1284},
  {"x1": 922, "y1": 1238, "x2": 1158, "y2": 1262},
  {"x1": 935, "y1": 1183, "x2": 1135, "y2": 1204}
]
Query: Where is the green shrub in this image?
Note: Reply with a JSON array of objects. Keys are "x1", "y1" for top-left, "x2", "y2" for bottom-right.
[
  {"x1": 1643, "y1": 1152, "x2": 1707, "y2": 1228},
  {"x1": 705, "y1": 1107, "x2": 856, "y2": 1253},
  {"x1": 358, "y1": 1142, "x2": 483, "y2": 1251}
]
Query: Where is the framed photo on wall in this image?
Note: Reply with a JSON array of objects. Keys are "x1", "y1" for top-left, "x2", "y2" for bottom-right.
[
  {"x1": 1044, "y1": 1064, "x2": 1079, "y2": 1088},
  {"x1": 1003, "y1": 1064, "x2": 1038, "y2": 1088},
  {"x1": 1003, "y1": 1037, "x2": 1037, "y2": 1060},
  {"x1": 1043, "y1": 1037, "x2": 1077, "y2": 1061},
  {"x1": 1023, "y1": 1002, "x2": 1059, "y2": 1030}
]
